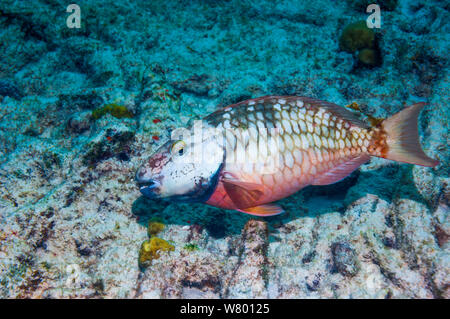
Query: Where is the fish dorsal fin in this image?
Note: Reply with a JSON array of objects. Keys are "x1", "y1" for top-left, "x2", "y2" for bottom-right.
[
  {"x1": 222, "y1": 177, "x2": 264, "y2": 209},
  {"x1": 312, "y1": 154, "x2": 370, "y2": 185},
  {"x1": 237, "y1": 204, "x2": 284, "y2": 216},
  {"x1": 299, "y1": 97, "x2": 370, "y2": 129},
  {"x1": 208, "y1": 96, "x2": 368, "y2": 129}
]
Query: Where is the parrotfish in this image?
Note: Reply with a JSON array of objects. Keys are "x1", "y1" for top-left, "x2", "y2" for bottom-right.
[{"x1": 136, "y1": 96, "x2": 439, "y2": 216}]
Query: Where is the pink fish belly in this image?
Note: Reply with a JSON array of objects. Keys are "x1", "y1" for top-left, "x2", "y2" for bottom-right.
[{"x1": 205, "y1": 147, "x2": 364, "y2": 210}]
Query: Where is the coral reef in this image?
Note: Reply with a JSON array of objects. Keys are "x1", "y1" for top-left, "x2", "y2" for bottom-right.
[
  {"x1": 339, "y1": 20, "x2": 375, "y2": 53},
  {"x1": 82, "y1": 129, "x2": 135, "y2": 166},
  {"x1": 0, "y1": 79, "x2": 22, "y2": 100},
  {"x1": 339, "y1": 20, "x2": 381, "y2": 67},
  {"x1": 357, "y1": 48, "x2": 378, "y2": 67},
  {"x1": 331, "y1": 242, "x2": 360, "y2": 277},
  {"x1": 0, "y1": 0, "x2": 448, "y2": 299}
]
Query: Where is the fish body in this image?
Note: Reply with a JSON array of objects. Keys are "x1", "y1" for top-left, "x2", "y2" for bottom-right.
[{"x1": 136, "y1": 96, "x2": 439, "y2": 216}]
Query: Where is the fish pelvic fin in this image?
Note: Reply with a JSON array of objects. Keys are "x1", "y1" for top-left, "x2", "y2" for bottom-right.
[
  {"x1": 237, "y1": 204, "x2": 284, "y2": 217},
  {"x1": 370, "y1": 102, "x2": 439, "y2": 167}
]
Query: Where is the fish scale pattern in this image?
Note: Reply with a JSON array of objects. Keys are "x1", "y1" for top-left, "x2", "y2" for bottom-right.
[{"x1": 205, "y1": 96, "x2": 377, "y2": 207}]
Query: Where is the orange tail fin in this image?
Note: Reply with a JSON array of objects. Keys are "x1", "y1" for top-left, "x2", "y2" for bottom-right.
[{"x1": 371, "y1": 103, "x2": 439, "y2": 167}]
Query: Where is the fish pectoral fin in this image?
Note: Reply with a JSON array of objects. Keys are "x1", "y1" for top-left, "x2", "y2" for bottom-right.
[
  {"x1": 237, "y1": 204, "x2": 284, "y2": 217},
  {"x1": 222, "y1": 178, "x2": 264, "y2": 208},
  {"x1": 222, "y1": 179, "x2": 283, "y2": 216},
  {"x1": 221, "y1": 177, "x2": 263, "y2": 191}
]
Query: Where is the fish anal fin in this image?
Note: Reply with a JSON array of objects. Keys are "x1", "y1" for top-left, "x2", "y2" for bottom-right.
[
  {"x1": 312, "y1": 155, "x2": 370, "y2": 185},
  {"x1": 222, "y1": 178, "x2": 264, "y2": 208},
  {"x1": 237, "y1": 204, "x2": 284, "y2": 216}
]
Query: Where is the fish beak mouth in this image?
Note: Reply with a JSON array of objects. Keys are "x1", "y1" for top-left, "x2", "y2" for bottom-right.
[
  {"x1": 135, "y1": 165, "x2": 163, "y2": 198},
  {"x1": 136, "y1": 178, "x2": 161, "y2": 198}
]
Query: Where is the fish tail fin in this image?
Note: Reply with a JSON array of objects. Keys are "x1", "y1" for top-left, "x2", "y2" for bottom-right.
[{"x1": 369, "y1": 102, "x2": 439, "y2": 167}]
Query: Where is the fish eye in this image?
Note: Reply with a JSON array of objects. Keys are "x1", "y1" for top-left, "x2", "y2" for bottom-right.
[{"x1": 171, "y1": 140, "x2": 186, "y2": 157}]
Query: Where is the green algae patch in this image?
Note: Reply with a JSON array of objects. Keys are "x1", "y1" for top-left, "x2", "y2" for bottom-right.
[
  {"x1": 358, "y1": 48, "x2": 377, "y2": 66},
  {"x1": 183, "y1": 243, "x2": 199, "y2": 251},
  {"x1": 339, "y1": 20, "x2": 382, "y2": 67},
  {"x1": 139, "y1": 237, "x2": 174, "y2": 269},
  {"x1": 148, "y1": 220, "x2": 165, "y2": 237},
  {"x1": 339, "y1": 20, "x2": 375, "y2": 53},
  {"x1": 91, "y1": 103, "x2": 134, "y2": 120}
]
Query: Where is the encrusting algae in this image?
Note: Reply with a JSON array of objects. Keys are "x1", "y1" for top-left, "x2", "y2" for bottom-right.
[
  {"x1": 138, "y1": 219, "x2": 174, "y2": 269},
  {"x1": 339, "y1": 20, "x2": 375, "y2": 53},
  {"x1": 339, "y1": 20, "x2": 381, "y2": 67},
  {"x1": 91, "y1": 103, "x2": 134, "y2": 120},
  {"x1": 147, "y1": 220, "x2": 165, "y2": 237},
  {"x1": 358, "y1": 48, "x2": 377, "y2": 66},
  {"x1": 183, "y1": 243, "x2": 199, "y2": 251},
  {"x1": 138, "y1": 237, "x2": 175, "y2": 269}
]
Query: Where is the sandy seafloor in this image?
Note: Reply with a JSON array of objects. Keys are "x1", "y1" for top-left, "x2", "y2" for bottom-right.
[{"x1": 0, "y1": 0, "x2": 448, "y2": 298}]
